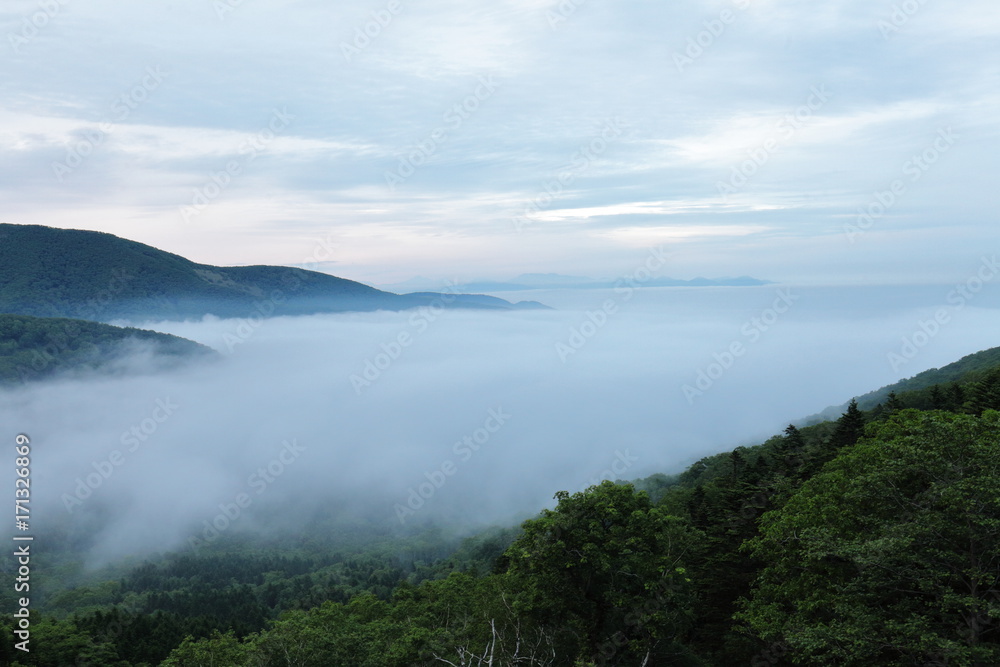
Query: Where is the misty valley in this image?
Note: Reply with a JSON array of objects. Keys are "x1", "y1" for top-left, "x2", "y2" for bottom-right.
[
  {"x1": 7, "y1": 0, "x2": 1000, "y2": 661},
  {"x1": 1, "y1": 226, "x2": 999, "y2": 665}
]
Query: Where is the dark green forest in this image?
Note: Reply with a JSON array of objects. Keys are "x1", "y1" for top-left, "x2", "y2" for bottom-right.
[
  {"x1": 0, "y1": 314, "x2": 213, "y2": 385},
  {"x1": 3, "y1": 350, "x2": 1000, "y2": 665},
  {"x1": 0, "y1": 225, "x2": 540, "y2": 320}
]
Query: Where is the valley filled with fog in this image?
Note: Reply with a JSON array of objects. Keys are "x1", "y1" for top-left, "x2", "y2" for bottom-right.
[{"x1": 5, "y1": 282, "x2": 1000, "y2": 565}]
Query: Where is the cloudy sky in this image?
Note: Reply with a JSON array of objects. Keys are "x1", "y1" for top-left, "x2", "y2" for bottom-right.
[{"x1": 1, "y1": 0, "x2": 997, "y2": 285}]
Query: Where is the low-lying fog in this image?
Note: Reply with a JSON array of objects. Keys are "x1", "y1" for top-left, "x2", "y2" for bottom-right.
[{"x1": 5, "y1": 283, "x2": 1000, "y2": 564}]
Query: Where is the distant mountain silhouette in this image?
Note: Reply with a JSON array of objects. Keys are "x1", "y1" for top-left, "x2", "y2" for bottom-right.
[
  {"x1": 378, "y1": 273, "x2": 771, "y2": 293},
  {"x1": 0, "y1": 224, "x2": 547, "y2": 321}
]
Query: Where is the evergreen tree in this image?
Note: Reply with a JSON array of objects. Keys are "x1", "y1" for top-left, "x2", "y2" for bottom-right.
[
  {"x1": 686, "y1": 485, "x2": 708, "y2": 529},
  {"x1": 949, "y1": 382, "x2": 966, "y2": 411},
  {"x1": 783, "y1": 424, "x2": 805, "y2": 449},
  {"x1": 830, "y1": 399, "x2": 866, "y2": 449},
  {"x1": 968, "y1": 370, "x2": 1000, "y2": 415},
  {"x1": 930, "y1": 384, "x2": 945, "y2": 410},
  {"x1": 729, "y1": 448, "x2": 746, "y2": 479},
  {"x1": 778, "y1": 424, "x2": 806, "y2": 473}
]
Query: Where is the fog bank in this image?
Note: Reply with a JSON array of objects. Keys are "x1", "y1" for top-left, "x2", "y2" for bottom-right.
[{"x1": 5, "y1": 284, "x2": 1000, "y2": 564}]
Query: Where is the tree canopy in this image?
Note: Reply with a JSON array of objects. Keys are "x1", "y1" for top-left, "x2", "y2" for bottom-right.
[{"x1": 741, "y1": 410, "x2": 1000, "y2": 665}]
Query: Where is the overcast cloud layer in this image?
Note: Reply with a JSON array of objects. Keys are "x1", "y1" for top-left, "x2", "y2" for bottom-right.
[{"x1": 1, "y1": 0, "x2": 998, "y2": 284}]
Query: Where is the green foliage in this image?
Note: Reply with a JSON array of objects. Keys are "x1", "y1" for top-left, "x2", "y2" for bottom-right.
[
  {"x1": 0, "y1": 613, "x2": 129, "y2": 666},
  {"x1": 741, "y1": 410, "x2": 1000, "y2": 665},
  {"x1": 503, "y1": 481, "x2": 701, "y2": 665},
  {"x1": 0, "y1": 223, "x2": 382, "y2": 320},
  {"x1": 966, "y1": 368, "x2": 1000, "y2": 415},
  {"x1": 0, "y1": 223, "x2": 528, "y2": 321},
  {"x1": 810, "y1": 345, "x2": 1000, "y2": 420},
  {"x1": 159, "y1": 631, "x2": 251, "y2": 667},
  {"x1": 154, "y1": 485, "x2": 704, "y2": 667},
  {"x1": 0, "y1": 313, "x2": 211, "y2": 384}
]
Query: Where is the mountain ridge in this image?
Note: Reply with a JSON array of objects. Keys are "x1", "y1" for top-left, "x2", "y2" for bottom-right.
[
  {"x1": 806, "y1": 344, "x2": 1000, "y2": 423},
  {"x1": 378, "y1": 272, "x2": 772, "y2": 293},
  {"x1": 0, "y1": 224, "x2": 547, "y2": 322}
]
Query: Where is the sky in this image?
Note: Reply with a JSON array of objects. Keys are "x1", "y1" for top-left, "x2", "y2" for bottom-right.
[{"x1": 1, "y1": 0, "x2": 998, "y2": 286}]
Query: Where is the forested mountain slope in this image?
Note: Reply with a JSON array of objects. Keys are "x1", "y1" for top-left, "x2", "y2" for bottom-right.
[
  {"x1": 0, "y1": 224, "x2": 545, "y2": 321},
  {"x1": 0, "y1": 313, "x2": 213, "y2": 384}
]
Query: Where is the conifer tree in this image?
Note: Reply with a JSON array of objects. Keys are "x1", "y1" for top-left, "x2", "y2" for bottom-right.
[{"x1": 830, "y1": 399, "x2": 866, "y2": 449}]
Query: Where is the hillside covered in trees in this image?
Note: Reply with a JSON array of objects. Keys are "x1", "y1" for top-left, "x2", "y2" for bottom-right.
[
  {"x1": 0, "y1": 224, "x2": 544, "y2": 321},
  {"x1": 2, "y1": 343, "x2": 998, "y2": 665},
  {"x1": 0, "y1": 314, "x2": 213, "y2": 385}
]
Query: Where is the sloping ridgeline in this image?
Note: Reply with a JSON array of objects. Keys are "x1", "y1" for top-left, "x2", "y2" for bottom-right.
[
  {"x1": 0, "y1": 224, "x2": 545, "y2": 322},
  {"x1": 0, "y1": 314, "x2": 214, "y2": 384},
  {"x1": 805, "y1": 343, "x2": 1000, "y2": 422}
]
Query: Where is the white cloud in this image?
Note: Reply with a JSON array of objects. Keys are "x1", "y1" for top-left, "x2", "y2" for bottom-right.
[
  {"x1": 0, "y1": 0, "x2": 996, "y2": 283},
  {"x1": 592, "y1": 224, "x2": 772, "y2": 247}
]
